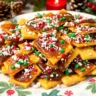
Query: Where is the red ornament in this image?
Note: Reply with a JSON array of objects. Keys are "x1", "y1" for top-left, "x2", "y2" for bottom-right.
[
  {"x1": 92, "y1": 4, "x2": 96, "y2": 11},
  {"x1": 86, "y1": 2, "x2": 92, "y2": 7},
  {"x1": 6, "y1": 89, "x2": 15, "y2": 96},
  {"x1": 50, "y1": 47, "x2": 54, "y2": 51}
]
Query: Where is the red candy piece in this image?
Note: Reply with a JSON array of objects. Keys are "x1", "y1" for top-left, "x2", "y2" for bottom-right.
[
  {"x1": 39, "y1": 22, "x2": 45, "y2": 28},
  {"x1": 46, "y1": 34, "x2": 50, "y2": 38},
  {"x1": 50, "y1": 47, "x2": 54, "y2": 51},
  {"x1": 26, "y1": 42, "x2": 31, "y2": 46},
  {"x1": 22, "y1": 55, "x2": 26, "y2": 60},
  {"x1": 46, "y1": 68, "x2": 53, "y2": 74},
  {"x1": 62, "y1": 54, "x2": 67, "y2": 58}
]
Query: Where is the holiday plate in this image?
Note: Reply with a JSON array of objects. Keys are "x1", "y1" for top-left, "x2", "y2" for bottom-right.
[{"x1": 0, "y1": 11, "x2": 96, "y2": 96}]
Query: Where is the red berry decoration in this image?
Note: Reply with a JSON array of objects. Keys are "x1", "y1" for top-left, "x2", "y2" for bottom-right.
[
  {"x1": 6, "y1": 89, "x2": 15, "y2": 96},
  {"x1": 86, "y1": 2, "x2": 92, "y2": 7},
  {"x1": 92, "y1": 4, "x2": 96, "y2": 11}
]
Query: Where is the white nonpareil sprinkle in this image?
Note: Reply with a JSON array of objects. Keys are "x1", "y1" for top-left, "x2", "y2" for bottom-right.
[
  {"x1": 12, "y1": 55, "x2": 17, "y2": 61},
  {"x1": 24, "y1": 68, "x2": 29, "y2": 72},
  {"x1": 32, "y1": 82, "x2": 41, "y2": 88},
  {"x1": 18, "y1": 59, "x2": 23, "y2": 63},
  {"x1": 25, "y1": 46, "x2": 31, "y2": 50},
  {"x1": 78, "y1": 62, "x2": 82, "y2": 66},
  {"x1": 68, "y1": 69, "x2": 72, "y2": 73},
  {"x1": 15, "y1": 63, "x2": 20, "y2": 68},
  {"x1": 64, "y1": 22, "x2": 68, "y2": 26},
  {"x1": 50, "y1": 74, "x2": 54, "y2": 77}
]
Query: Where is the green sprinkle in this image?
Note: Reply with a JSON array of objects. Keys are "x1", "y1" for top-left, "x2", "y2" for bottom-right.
[
  {"x1": 41, "y1": 54, "x2": 45, "y2": 57},
  {"x1": 20, "y1": 34, "x2": 22, "y2": 37},
  {"x1": 58, "y1": 26, "x2": 63, "y2": 30},
  {"x1": 4, "y1": 36, "x2": 8, "y2": 40},
  {"x1": 24, "y1": 61, "x2": 28, "y2": 66},
  {"x1": 11, "y1": 65, "x2": 15, "y2": 69},
  {"x1": 68, "y1": 18, "x2": 72, "y2": 22},
  {"x1": 83, "y1": 60, "x2": 87, "y2": 65},
  {"x1": 37, "y1": 13, "x2": 43, "y2": 18},
  {"x1": 64, "y1": 28, "x2": 68, "y2": 31},
  {"x1": 50, "y1": 24, "x2": 54, "y2": 27},
  {"x1": 15, "y1": 25, "x2": 18, "y2": 29},
  {"x1": 69, "y1": 32, "x2": 76, "y2": 38},
  {"x1": 60, "y1": 40, "x2": 64, "y2": 44},
  {"x1": 32, "y1": 47, "x2": 35, "y2": 52},
  {"x1": 85, "y1": 35, "x2": 89, "y2": 39},
  {"x1": 60, "y1": 17, "x2": 66, "y2": 21},
  {"x1": 90, "y1": 34, "x2": 94, "y2": 38},
  {"x1": 31, "y1": 22, "x2": 35, "y2": 24},
  {"x1": 17, "y1": 61, "x2": 22, "y2": 65},
  {"x1": 45, "y1": 77, "x2": 49, "y2": 80},
  {"x1": 50, "y1": 34, "x2": 54, "y2": 37},
  {"x1": 60, "y1": 48, "x2": 65, "y2": 53},
  {"x1": 50, "y1": 44, "x2": 53, "y2": 48},
  {"x1": 46, "y1": 18, "x2": 51, "y2": 23},
  {"x1": 65, "y1": 71, "x2": 70, "y2": 75},
  {"x1": 75, "y1": 64, "x2": 79, "y2": 69},
  {"x1": 16, "y1": 29, "x2": 20, "y2": 32},
  {"x1": 35, "y1": 51, "x2": 40, "y2": 56},
  {"x1": 43, "y1": 28, "x2": 46, "y2": 31},
  {"x1": 80, "y1": 68, "x2": 85, "y2": 72},
  {"x1": 11, "y1": 30, "x2": 15, "y2": 33},
  {"x1": 52, "y1": 72, "x2": 57, "y2": 75}
]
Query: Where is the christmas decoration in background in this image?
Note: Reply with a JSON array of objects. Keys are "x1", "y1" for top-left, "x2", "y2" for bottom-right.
[
  {"x1": 32, "y1": 0, "x2": 46, "y2": 11},
  {"x1": 70, "y1": 0, "x2": 87, "y2": 12},
  {"x1": 69, "y1": 0, "x2": 96, "y2": 15},
  {"x1": 0, "y1": 0, "x2": 27, "y2": 21},
  {"x1": 85, "y1": 0, "x2": 96, "y2": 15}
]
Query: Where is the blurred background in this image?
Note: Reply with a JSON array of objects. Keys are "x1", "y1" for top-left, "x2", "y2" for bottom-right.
[{"x1": 0, "y1": 0, "x2": 96, "y2": 21}]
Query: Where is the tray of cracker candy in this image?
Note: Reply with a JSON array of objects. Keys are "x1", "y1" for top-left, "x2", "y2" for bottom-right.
[{"x1": 0, "y1": 9, "x2": 96, "y2": 93}]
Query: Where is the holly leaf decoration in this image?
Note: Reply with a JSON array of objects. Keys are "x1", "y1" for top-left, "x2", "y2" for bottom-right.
[
  {"x1": 87, "y1": 0, "x2": 96, "y2": 3},
  {"x1": 86, "y1": 82, "x2": 96, "y2": 93},
  {"x1": 42, "y1": 89, "x2": 60, "y2": 96},
  {"x1": 0, "y1": 81, "x2": 12, "y2": 93},
  {"x1": 16, "y1": 90, "x2": 32, "y2": 96},
  {"x1": 42, "y1": 93, "x2": 48, "y2": 96},
  {"x1": 48, "y1": 89, "x2": 60, "y2": 96},
  {"x1": 0, "y1": 82, "x2": 10, "y2": 88}
]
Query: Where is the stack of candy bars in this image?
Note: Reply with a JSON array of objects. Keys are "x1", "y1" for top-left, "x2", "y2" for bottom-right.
[{"x1": 0, "y1": 9, "x2": 96, "y2": 89}]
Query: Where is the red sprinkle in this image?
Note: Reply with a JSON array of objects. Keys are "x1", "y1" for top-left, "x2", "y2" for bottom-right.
[
  {"x1": 34, "y1": 68, "x2": 38, "y2": 73},
  {"x1": 22, "y1": 55, "x2": 26, "y2": 60},
  {"x1": 62, "y1": 54, "x2": 67, "y2": 58},
  {"x1": 39, "y1": 22, "x2": 45, "y2": 28},
  {"x1": 26, "y1": 43, "x2": 31, "y2": 46},
  {"x1": 46, "y1": 34, "x2": 50, "y2": 38},
  {"x1": 46, "y1": 68, "x2": 53, "y2": 74},
  {"x1": 50, "y1": 47, "x2": 54, "y2": 51}
]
